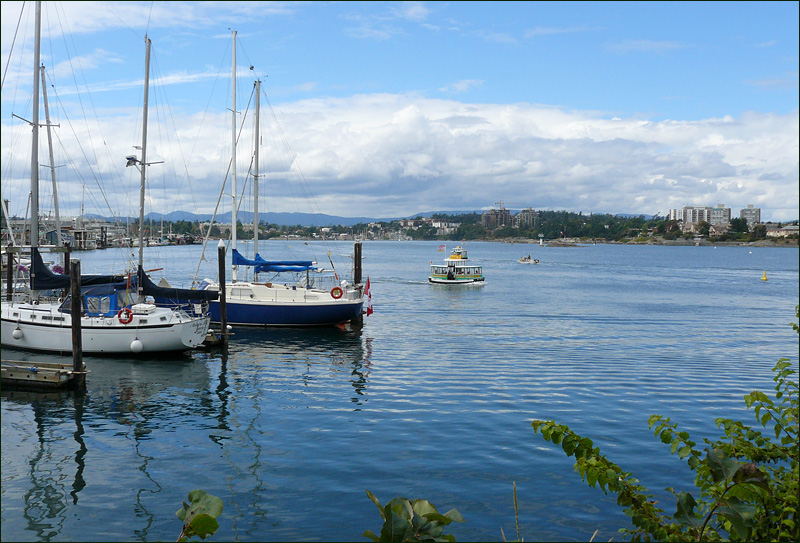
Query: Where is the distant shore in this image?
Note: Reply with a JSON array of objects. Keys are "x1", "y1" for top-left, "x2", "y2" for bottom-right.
[{"x1": 500, "y1": 237, "x2": 798, "y2": 248}]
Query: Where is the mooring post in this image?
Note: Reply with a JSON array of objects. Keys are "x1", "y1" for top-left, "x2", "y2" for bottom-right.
[
  {"x1": 70, "y1": 259, "x2": 84, "y2": 388},
  {"x1": 217, "y1": 240, "x2": 228, "y2": 350},
  {"x1": 354, "y1": 241, "x2": 362, "y2": 285}
]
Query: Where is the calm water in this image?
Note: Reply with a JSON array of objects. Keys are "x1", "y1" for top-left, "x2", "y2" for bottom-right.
[{"x1": 2, "y1": 241, "x2": 798, "y2": 542}]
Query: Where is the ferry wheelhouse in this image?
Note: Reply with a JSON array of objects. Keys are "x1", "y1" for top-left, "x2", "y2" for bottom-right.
[{"x1": 428, "y1": 246, "x2": 485, "y2": 285}]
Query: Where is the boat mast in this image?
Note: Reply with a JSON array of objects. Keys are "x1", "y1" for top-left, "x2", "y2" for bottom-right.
[
  {"x1": 253, "y1": 79, "x2": 260, "y2": 268},
  {"x1": 30, "y1": 1, "x2": 41, "y2": 251},
  {"x1": 137, "y1": 35, "x2": 151, "y2": 294},
  {"x1": 231, "y1": 30, "x2": 238, "y2": 281},
  {"x1": 40, "y1": 65, "x2": 62, "y2": 247}
]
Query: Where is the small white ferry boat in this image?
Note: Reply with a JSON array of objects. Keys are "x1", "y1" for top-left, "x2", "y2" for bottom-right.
[{"x1": 428, "y1": 246, "x2": 485, "y2": 285}]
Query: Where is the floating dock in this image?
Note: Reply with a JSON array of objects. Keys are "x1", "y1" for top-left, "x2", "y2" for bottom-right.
[{"x1": 1, "y1": 360, "x2": 88, "y2": 391}]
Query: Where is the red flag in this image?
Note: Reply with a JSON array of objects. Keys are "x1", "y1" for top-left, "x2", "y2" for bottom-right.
[{"x1": 365, "y1": 277, "x2": 373, "y2": 316}]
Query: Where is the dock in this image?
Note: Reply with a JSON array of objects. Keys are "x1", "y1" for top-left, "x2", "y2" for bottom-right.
[{"x1": 1, "y1": 360, "x2": 88, "y2": 391}]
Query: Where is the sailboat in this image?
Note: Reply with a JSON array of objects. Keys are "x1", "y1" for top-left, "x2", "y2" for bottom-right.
[
  {"x1": 200, "y1": 31, "x2": 364, "y2": 327},
  {"x1": 0, "y1": 7, "x2": 215, "y2": 354}
]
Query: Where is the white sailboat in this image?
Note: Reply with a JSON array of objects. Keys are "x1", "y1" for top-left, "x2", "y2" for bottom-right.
[
  {"x1": 200, "y1": 31, "x2": 364, "y2": 327},
  {"x1": 1, "y1": 9, "x2": 214, "y2": 354}
]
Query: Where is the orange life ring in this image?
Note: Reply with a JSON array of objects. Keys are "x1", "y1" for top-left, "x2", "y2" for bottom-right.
[
  {"x1": 330, "y1": 286, "x2": 343, "y2": 299},
  {"x1": 117, "y1": 307, "x2": 134, "y2": 324}
]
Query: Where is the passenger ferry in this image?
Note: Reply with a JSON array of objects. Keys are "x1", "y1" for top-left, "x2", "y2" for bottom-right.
[{"x1": 428, "y1": 246, "x2": 485, "y2": 285}]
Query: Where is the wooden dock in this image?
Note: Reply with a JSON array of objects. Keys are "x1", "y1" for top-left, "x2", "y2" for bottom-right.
[{"x1": 1, "y1": 360, "x2": 88, "y2": 391}]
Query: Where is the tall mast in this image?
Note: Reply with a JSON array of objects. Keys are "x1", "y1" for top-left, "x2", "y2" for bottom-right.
[
  {"x1": 30, "y1": 1, "x2": 41, "y2": 250},
  {"x1": 40, "y1": 65, "x2": 62, "y2": 247},
  {"x1": 231, "y1": 30, "x2": 238, "y2": 281},
  {"x1": 253, "y1": 79, "x2": 260, "y2": 262},
  {"x1": 137, "y1": 35, "x2": 151, "y2": 276}
]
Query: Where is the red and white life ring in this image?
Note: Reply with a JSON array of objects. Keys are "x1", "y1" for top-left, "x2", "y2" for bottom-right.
[
  {"x1": 117, "y1": 307, "x2": 134, "y2": 324},
  {"x1": 330, "y1": 286, "x2": 343, "y2": 299}
]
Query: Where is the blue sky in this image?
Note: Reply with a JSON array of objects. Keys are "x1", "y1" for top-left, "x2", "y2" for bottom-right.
[{"x1": 2, "y1": 1, "x2": 798, "y2": 222}]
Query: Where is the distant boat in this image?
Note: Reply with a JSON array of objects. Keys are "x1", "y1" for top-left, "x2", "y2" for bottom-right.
[
  {"x1": 519, "y1": 255, "x2": 539, "y2": 264},
  {"x1": 428, "y1": 245, "x2": 485, "y2": 285}
]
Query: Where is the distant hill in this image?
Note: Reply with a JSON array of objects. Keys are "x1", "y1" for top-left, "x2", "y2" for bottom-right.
[{"x1": 84, "y1": 209, "x2": 655, "y2": 226}]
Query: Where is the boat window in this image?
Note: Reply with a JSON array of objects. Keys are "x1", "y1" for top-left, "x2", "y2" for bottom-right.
[
  {"x1": 117, "y1": 290, "x2": 137, "y2": 307},
  {"x1": 85, "y1": 295, "x2": 114, "y2": 317},
  {"x1": 231, "y1": 288, "x2": 254, "y2": 299}
]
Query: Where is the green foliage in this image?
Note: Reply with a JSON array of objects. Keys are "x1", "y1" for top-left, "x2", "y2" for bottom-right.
[
  {"x1": 363, "y1": 490, "x2": 465, "y2": 542},
  {"x1": 532, "y1": 307, "x2": 799, "y2": 542},
  {"x1": 176, "y1": 490, "x2": 223, "y2": 542}
]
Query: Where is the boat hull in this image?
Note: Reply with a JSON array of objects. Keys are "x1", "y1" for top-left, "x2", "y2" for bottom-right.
[
  {"x1": 428, "y1": 277, "x2": 485, "y2": 285},
  {"x1": 1, "y1": 302, "x2": 210, "y2": 354},
  {"x1": 206, "y1": 281, "x2": 364, "y2": 327}
]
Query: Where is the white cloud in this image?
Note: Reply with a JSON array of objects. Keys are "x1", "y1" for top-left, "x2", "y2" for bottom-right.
[
  {"x1": 5, "y1": 93, "x2": 797, "y2": 221},
  {"x1": 438, "y1": 79, "x2": 484, "y2": 94}
]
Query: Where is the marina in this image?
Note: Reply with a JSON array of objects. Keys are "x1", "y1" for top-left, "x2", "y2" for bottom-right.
[{"x1": 2, "y1": 241, "x2": 797, "y2": 542}]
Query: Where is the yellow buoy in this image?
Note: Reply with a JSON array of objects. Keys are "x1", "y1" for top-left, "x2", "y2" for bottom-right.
[{"x1": 761, "y1": 271, "x2": 768, "y2": 281}]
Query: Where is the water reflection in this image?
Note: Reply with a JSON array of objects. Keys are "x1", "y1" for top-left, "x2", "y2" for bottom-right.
[
  {"x1": 0, "y1": 388, "x2": 85, "y2": 541},
  {"x1": 1, "y1": 354, "x2": 215, "y2": 542},
  {"x1": 226, "y1": 325, "x2": 373, "y2": 407}
]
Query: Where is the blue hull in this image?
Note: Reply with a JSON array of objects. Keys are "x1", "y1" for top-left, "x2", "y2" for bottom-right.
[{"x1": 209, "y1": 300, "x2": 363, "y2": 327}]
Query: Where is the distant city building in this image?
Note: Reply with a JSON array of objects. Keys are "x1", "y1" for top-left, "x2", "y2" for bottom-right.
[
  {"x1": 481, "y1": 204, "x2": 512, "y2": 229},
  {"x1": 709, "y1": 204, "x2": 731, "y2": 225},
  {"x1": 740, "y1": 204, "x2": 761, "y2": 225},
  {"x1": 514, "y1": 207, "x2": 539, "y2": 229}
]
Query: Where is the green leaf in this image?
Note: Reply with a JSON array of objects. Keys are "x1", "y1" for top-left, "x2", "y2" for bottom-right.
[
  {"x1": 362, "y1": 529, "x2": 380, "y2": 542},
  {"x1": 562, "y1": 434, "x2": 577, "y2": 456},
  {"x1": 706, "y1": 448, "x2": 742, "y2": 483},
  {"x1": 717, "y1": 498, "x2": 758, "y2": 540},
  {"x1": 732, "y1": 463, "x2": 771, "y2": 491},
  {"x1": 443, "y1": 508, "x2": 465, "y2": 523},
  {"x1": 366, "y1": 490, "x2": 386, "y2": 520},
  {"x1": 673, "y1": 491, "x2": 703, "y2": 528},
  {"x1": 188, "y1": 513, "x2": 219, "y2": 540},
  {"x1": 678, "y1": 446, "x2": 692, "y2": 459},
  {"x1": 176, "y1": 490, "x2": 223, "y2": 528}
]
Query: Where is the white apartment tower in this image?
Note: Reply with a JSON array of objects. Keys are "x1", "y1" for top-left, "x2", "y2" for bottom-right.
[{"x1": 740, "y1": 204, "x2": 761, "y2": 225}]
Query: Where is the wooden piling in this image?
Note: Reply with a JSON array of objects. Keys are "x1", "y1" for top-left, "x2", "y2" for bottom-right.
[
  {"x1": 218, "y1": 241, "x2": 228, "y2": 350},
  {"x1": 70, "y1": 259, "x2": 85, "y2": 389},
  {"x1": 354, "y1": 241, "x2": 362, "y2": 285}
]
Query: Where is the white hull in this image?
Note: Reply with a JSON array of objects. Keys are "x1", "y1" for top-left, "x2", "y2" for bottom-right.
[
  {"x1": 428, "y1": 277, "x2": 485, "y2": 285},
  {"x1": 1, "y1": 301, "x2": 210, "y2": 354}
]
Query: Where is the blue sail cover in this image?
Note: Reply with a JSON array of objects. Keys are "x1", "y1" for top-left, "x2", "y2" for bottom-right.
[
  {"x1": 137, "y1": 266, "x2": 218, "y2": 302},
  {"x1": 231, "y1": 249, "x2": 316, "y2": 273}
]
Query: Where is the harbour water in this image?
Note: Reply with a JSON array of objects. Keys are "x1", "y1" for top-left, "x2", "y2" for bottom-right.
[{"x1": 2, "y1": 241, "x2": 798, "y2": 542}]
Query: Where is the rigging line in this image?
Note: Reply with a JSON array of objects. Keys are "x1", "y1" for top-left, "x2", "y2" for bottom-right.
[
  {"x1": 52, "y1": 1, "x2": 121, "y2": 217},
  {"x1": 97, "y1": 2, "x2": 142, "y2": 40},
  {"x1": 149, "y1": 49, "x2": 197, "y2": 216},
  {"x1": 191, "y1": 84, "x2": 255, "y2": 285},
  {"x1": 180, "y1": 40, "x2": 233, "y2": 221},
  {"x1": 261, "y1": 89, "x2": 336, "y2": 258},
  {"x1": 145, "y1": 1, "x2": 154, "y2": 37},
  {"x1": 1, "y1": 0, "x2": 26, "y2": 91},
  {"x1": 49, "y1": 78, "x2": 117, "y2": 219}
]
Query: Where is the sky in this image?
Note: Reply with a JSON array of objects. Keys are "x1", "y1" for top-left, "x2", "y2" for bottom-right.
[{"x1": 1, "y1": 1, "x2": 798, "y2": 223}]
